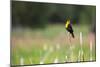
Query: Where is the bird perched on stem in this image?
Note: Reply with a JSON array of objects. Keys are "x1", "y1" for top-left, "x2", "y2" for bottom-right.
[{"x1": 65, "y1": 19, "x2": 75, "y2": 38}]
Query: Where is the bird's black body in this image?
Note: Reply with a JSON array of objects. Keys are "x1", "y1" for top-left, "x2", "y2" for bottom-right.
[{"x1": 66, "y1": 24, "x2": 74, "y2": 38}]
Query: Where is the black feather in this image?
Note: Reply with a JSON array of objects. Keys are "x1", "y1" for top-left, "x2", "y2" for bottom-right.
[{"x1": 66, "y1": 24, "x2": 75, "y2": 38}]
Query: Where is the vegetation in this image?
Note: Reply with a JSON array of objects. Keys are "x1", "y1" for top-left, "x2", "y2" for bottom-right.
[
  {"x1": 12, "y1": 1, "x2": 96, "y2": 29},
  {"x1": 11, "y1": 1, "x2": 96, "y2": 66},
  {"x1": 11, "y1": 24, "x2": 96, "y2": 65}
]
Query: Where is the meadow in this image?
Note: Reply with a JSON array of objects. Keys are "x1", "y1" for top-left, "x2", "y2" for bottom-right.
[{"x1": 11, "y1": 24, "x2": 96, "y2": 66}]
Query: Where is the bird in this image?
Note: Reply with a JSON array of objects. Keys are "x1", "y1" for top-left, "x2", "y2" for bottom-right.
[{"x1": 65, "y1": 19, "x2": 75, "y2": 38}]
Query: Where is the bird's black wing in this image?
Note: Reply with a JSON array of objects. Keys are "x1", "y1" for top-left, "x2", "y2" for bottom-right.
[{"x1": 67, "y1": 24, "x2": 73, "y2": 33}]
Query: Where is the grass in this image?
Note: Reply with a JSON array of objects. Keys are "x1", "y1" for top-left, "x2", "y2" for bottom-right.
[{"x1": 11, "y1": 24, "x2": 96, "y2": 66}]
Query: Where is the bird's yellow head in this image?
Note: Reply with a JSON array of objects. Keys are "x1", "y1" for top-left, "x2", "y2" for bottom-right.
[{"x1": 65, "y1": 19, "x2": 70, "y2": 28}]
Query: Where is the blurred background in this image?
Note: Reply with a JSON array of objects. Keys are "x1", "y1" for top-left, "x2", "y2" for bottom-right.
[
  {"x1": 11, "y1": 1, "x2": 96, "y2": 66},
  {"x1": 12, "y1": 1, "x2": 96, "y2": 30}
]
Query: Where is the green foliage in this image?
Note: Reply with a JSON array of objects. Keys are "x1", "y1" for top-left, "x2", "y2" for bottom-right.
[
  {"x1": 11, "y1": 24, "x2": 96, "y2": 65},
  {"x1": 12, "y1": 1, "x2": 96, "y2": 29}
]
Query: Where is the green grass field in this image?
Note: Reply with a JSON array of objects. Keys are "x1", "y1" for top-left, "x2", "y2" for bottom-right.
[{"x1": 11, "y1": 24, "x2": 96, "y2": 66}]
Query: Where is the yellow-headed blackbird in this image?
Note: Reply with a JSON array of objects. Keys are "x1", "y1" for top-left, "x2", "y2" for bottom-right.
[{"x1": 65, "y1": 19, "x2": 75, "y2": 38}]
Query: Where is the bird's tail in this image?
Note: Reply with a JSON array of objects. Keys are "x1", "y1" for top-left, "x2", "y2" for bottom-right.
[{"x1": 71, "y1": 32, "x2": 75, "y2": 38}]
